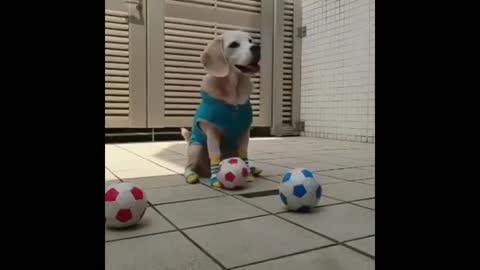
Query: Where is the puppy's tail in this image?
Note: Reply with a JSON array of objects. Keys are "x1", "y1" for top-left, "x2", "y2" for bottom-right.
[{"x1": 180, "y1": 128, "x2": 191, "y2": 143}]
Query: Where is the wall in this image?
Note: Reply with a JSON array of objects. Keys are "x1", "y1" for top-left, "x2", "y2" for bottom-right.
[{"x1": 300, "y1": 0, "x2": 375, "y2": 143}]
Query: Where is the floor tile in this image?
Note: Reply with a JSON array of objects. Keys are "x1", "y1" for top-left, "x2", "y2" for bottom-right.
[
  {"x1": 261, "y1": 157, "x2": 314, "y2": 167},
  {"x1": 199, "y1": 178, "x2": 279, "y2": 195},
  {"x1": 105, "y1": 169, "x2": 118, "y2": 181},
  {"x1": 346, "y1": 236, "x2": 375, "y2": 257},
  {"x1": 264, "y1": 174, "x2": 345, "y2": 185},
  {"x1": 300, "y1": 161, "x2": 347, "y2": 172},
  {"x1": 105, "y1": 231, "x2": 222, "y2": 270},
  {"x1": 236, "y1": 194, "x2": 343, "y2": 214},
  {"x1": 357, "y1": 178, "x2": 375, "y2": 186},
  {"x1": 184, "y1": 215, "x2": 332, "y2": 268},
  {"x1": 156, "y1": 196, "x2": 267, "y2": 229},
  {"x1": 352, "y1": 199, "x2": 375, "y2": 210},
  {"x1": 124, "y1": 174, "x2": 187, "y2": 190},
  {"x1": 279, "y1": 204, "x2": 375, "y2": 242},
  {"x1": 105, "y1": 207, "x2": 175, "y2": 241},
  {"x1": 105, "y1": 180, "x2": 120, "y2": 187},
  {"x1": 113, "y1": 167, "x2": 176, "y2": 179},
  {"x1": 117, "y1": 143, "x2": 185, "y2": 158},
  {"x1": 236, "y1": 245, "x2": 375, "y2": 270},
  {"x1": 317, "y1": 168, "x2": 375, "y2": 181},
  {"x1": 323, "y1": 182, "x2": 375, "y2": 201},
  {"x1": 326, "y1": 157, "x2": 375, "y2": 167},
  {"x1": 146, "y1": 184, "x2": 224, "y2": 205},
  {"x1": 252, "y1": 162, "x2": 292, "y2": 176},
  {"x1": 250, "y1": 153, "x2": 281, "y2": 160},
  {"x1": 144, "y1": 157, "x2": 187, "y2": 173}
]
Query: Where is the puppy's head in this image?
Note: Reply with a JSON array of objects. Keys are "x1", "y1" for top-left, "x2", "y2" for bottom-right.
[{"x1": 201, "y1": 31, "x2": 260, "y2": 77}]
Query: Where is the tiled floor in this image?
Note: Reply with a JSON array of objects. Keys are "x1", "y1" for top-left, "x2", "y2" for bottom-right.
[{"x1": 105, "y1": 137, "x2": 375, "y2": 270}]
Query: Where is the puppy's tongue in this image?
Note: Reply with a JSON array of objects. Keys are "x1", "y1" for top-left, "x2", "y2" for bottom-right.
[{"x1": 236, "y1": 64, "x2": 260, "y2": 74}]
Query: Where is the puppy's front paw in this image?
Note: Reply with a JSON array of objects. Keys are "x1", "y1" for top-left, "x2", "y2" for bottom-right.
[
  {"x1": 186, "y1": 174, "x2": 199, "y2": 184},
  {"x1": 185, "y1": 169, "x2": 199, "y2": 184},
  {"x1": 210, "y1": 177, "x2": 222, "y2": 188},
  {"x1": 251, "y1": 166, "x2": 262, "y2": 177}
]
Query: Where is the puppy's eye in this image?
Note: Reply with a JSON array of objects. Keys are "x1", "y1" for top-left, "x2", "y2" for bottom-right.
[
  {"x1": 248, "y1": 38, "x2": 252, "y2": 43},
  {"x1": 228, "y1": 42, "x2": 239, "y2": 48}
]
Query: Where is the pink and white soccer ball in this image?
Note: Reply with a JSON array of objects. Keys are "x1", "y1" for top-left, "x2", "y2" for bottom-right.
[
  {"x1": 218, "y1": 157, "x2": 249, "y2": 189},
  {"x1": 105, "y1": 182, "x2": 148, "y2": 228}
]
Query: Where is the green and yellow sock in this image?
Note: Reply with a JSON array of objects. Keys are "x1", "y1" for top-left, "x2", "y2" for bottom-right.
[
  {"x1": 210, "y1": 157, "x2": 221, "y2": 188},
  {"x1": 241, "y1": 157, "x2": 262, "y2": 181},
  {"x1": 184, "y1": 168, "x2": 199, "y2": 184}
]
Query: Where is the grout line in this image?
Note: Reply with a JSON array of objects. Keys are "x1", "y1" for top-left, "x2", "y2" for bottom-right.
[
  {"x1": 225, "y1": 194, "x2": 376, "y2": 262},
  {"x1": 107, "y1": 143, "x2": 375, "y2": 265},
  {"x1": 148, "y1": 202, "x2": 229, "y2": 270},
  {"x1": 320, "y1": 194, "x2": 376, "y2": 211},
  {"x1": 105, "y1": 229, "x2": 178, "y2": 243},
  {"x1": 148, "y1": 194, "x2": 226, "y2": 206},
  {"x1": 179, "y1": 213, "x2": 272, "y2": 231},
  {"x1": 105, "y1": 168, "x2": 125, "y2": 183},
  {"x1": 343, "y1": 234, "x2": 375, "y2": 244},
  {"x1": 227, "y1": 243, "x2": 340, "y2": 270},
  {"x1": 115, "y1": 145, "x2": 184, "y2": 176}
]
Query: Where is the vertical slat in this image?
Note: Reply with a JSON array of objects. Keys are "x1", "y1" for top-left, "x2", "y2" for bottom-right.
[
  {"x1": 259, "y1": 0, "x2": 274, "y2": 127},
  {"x1": 105, "y1": 6, "x2": 130, "y2": 126},
  {"x1": 150, "y1": 0, "x2": 270, "y2": 128},
  {"x1": 148, "y1": 0, "x2": 166, "y2": 127},
  {"x1": 127, "y1": 1, "x2": 147, "y2": 127},
  {"x1": 291, "y1": 0, "x2": 302, "y2": 129},
  {"x1": 271, "y1": 0, "x2": 285, "y2": 135}
]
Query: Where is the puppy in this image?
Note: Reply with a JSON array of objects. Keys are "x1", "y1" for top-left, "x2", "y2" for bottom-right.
[{"x1": 180, "y1": 30, "x2": 262, "y2": 187}]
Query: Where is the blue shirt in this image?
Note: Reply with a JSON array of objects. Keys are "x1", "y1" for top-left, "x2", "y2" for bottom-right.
[{"x1": 190, "y1": 91, "x2": 253, "y2": 152}]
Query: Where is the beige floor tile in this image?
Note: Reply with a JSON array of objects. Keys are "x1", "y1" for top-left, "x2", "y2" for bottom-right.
[
  {"x1": 279, "y1": 204, "x2": 375, "y2": 242},
  {"x1": 357, "y1": 178, "x2": 375, "y2": 186},
  {"x1": 352, "y1": 199, "x2": 375, "y2": 210},
  {"x1": 156, "y1": 196, "x2": 268, "y2": 229},
  {"x1": 113, "y1": 167, "x2": 176, "y2": 179},
  {"x1": 116, "y1": 143, "x2": 182, "y2": 157},
  {"x1": 323, "y1": 182, "x2": 375, "y2": 201},
  {"x1": 105, "y1": 231, "x2": 222, "y2": 270},
  {"x1": 105, "y1": 180, "x2": 120, "y2": 187},
  {"x1": 105, "y1": 169, "x2": 118, "y2": 181},
  {"x1": 105, "y1": 207, "x2": 175, "y2": 242},
  {"x1": 346, "y1": 236, "x2": 375, "y2": 257},
  {"x1": 184, "y1": 215, "x2": 332, "y2": 269},
  {"x1": 146, "y1": 184, "x2": 224, "y2": 205},
  {"x1": 251, "y1": 162, "x2": 291, "y2": 176},
  {"x1": 236, "y1": 194, "x2": 343, "y2": 214},
  {"x1": 264, "y1": 174, "x2": 344, "y2": 185},
  {"x1": 236, "y1": 245, "x2": 375, "y2": 270},
  {"x1": 300, "y1": 161, "x2": 347, "y2": 172},
  {"x1": 124, "y1": 174, "x2": 188, "y2": 189},
  {"x1": 318, "y1": 168, "x2": 375, "y2": 181},
  {"x1": 145, "y1": 157, "x2": 187, "y2": 173},
  {"x1": 199, "y1": 178, "x2": 279, "y2": 195}
]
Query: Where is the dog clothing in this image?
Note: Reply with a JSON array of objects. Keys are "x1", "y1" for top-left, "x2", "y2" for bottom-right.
[{"x1": 190, "y1": 91, "x2": 253, "y2": 152}]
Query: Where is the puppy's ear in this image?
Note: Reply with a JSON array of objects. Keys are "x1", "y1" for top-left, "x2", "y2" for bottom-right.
[{"x1": 201, "y1": 36, "x2": 229, "y2": 77}]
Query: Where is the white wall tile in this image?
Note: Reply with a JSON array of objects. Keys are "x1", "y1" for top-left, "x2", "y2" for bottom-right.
[{"x1": 301, "y1": 0, "x2": 375, "y2": 143}]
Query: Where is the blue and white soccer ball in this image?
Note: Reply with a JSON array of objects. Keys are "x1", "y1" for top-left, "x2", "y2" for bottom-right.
[{"x1": 279, "y1": 168, "x2": 322, "y2": 212}]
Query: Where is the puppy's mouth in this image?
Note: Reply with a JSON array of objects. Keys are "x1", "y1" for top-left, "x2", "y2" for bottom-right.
[{"x1": 235, "y1": 64, "x2": 260, "y2": 74}]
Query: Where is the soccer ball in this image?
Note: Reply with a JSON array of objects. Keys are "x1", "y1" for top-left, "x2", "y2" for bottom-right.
[
  {"x1": 105, "y1": 182, "x2": 148, "y2": 228},
  {"x1": 279, "y1": 168, "x2": 322, "y2": 212},
  {"x1": 217, "y1": 157, "x2": 249, "y2": 189}
]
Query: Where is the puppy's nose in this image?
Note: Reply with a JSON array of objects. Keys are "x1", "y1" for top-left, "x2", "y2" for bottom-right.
[
  {"x1": 250, "y1": 45, "x2": 261, "y2": 62},
  {"x1": 250, "y1": 45, "x2": 260, "y2": 54}
]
